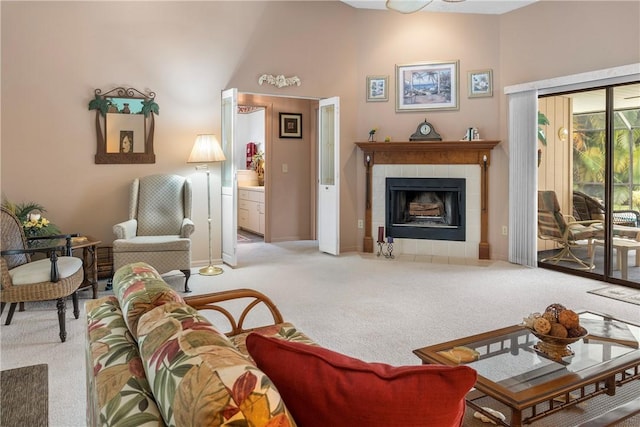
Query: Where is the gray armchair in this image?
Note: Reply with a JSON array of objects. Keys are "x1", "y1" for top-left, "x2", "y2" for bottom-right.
[{"x1": 113, "y1": 174, "x2": 195, "y2": 292}]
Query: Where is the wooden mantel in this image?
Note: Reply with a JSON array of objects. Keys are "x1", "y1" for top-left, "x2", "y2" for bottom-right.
[{"x1": 355, "y1": 140, "x2": 501, "y2": 259}]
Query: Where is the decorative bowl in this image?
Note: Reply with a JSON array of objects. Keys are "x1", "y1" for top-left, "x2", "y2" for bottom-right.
[{"x1": 528, "y1": 327, "x2": 588, "y2": 361}]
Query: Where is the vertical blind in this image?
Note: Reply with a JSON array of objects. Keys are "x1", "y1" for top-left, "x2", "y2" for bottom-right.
[{"x1": 508, "y1": 90, "x2": 538, "y2": 267}]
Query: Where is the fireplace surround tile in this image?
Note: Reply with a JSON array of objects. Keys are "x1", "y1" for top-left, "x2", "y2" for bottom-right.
[{"x1": 373, "y1": 164, "x2": 481, "y2": 258}]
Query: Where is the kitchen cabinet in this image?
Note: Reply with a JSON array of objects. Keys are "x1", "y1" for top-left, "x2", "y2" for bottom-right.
[{"x1": 238, "y1": 186, "x2": 264, "y2": 235}]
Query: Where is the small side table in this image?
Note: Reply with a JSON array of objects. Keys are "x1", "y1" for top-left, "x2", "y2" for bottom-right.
[
  {"x1": 590, "y1": 237, "x2": 640, "y2": 280},
  {"x1": 69, "y1": 236, "x2": 102, "y2": 299}
]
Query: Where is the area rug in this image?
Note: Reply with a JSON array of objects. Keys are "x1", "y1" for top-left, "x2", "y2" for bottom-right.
[
  {"x1": 588, "y1": 285, "x2": 640, "y2": 306},
  {"x1": 0, "y1": 364, "x2": 48, "y2": 427}
]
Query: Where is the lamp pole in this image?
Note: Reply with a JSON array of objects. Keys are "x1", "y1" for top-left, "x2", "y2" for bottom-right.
[{"x1": 188, "y1": 134, "x2": 226, "y2": 276}]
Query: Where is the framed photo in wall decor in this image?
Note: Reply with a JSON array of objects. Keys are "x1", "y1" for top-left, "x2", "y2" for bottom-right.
[
  {"x1": 468, "y1": 69, "x2": 493, "y2": 98},
  {"x1": 366, "y1": 75, "x2": 389, "y2": 102},
  {"x1": 395, "y1": 60, "x2": 459, "y2": 112},
  {"x1": 279, "y1": 113, "x2": 302, "y2": 138}
]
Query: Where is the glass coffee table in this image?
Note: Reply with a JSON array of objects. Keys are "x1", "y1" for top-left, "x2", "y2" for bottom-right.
[{"x1": 413, "y1": 311, "x2": 640, "y2": 426}]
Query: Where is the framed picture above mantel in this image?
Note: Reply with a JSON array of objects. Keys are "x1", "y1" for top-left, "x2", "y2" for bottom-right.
[{"x1": 396, "y1": 60, "x2": 459, "y2": 112}]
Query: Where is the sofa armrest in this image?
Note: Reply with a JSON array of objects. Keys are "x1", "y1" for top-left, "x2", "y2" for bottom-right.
[
  {"x1": 113, "y1": 219, "x2": 137, "y2": 239},
  {"x1": 180, "y1": 218, "x2": 194, "y2": 238},
  {"x1": 184, "y1": 288, "x2": 284, "y2": 337}
]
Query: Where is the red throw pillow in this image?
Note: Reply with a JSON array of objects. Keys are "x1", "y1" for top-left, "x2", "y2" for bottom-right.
[{"x1": 246, "y1": 333, "x2": 477, "y2": 427}]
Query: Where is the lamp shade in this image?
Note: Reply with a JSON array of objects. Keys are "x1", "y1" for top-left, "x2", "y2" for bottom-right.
[
  {"x1": 386, "y1": 0, "x2": 433, "y2": 13},
  {"x1": 187, "y1": 134, "x2": 226, "y2": 163}
]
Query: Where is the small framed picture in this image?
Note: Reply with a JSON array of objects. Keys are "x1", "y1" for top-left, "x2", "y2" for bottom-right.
[
  {"x1": 468, "y1": 69, "x2": 493, "y2": 98},
  {"x1": 120, "y1": 130, "x2": 133, "y2": 153},
  {"x1": 396, "y1": 60, "x2": 459, "y2": 112},
  {"x1": 366, "y1": 75, "x2": 389, "y2": 102},
  {"x1": 279, "y1": 113, "x2": 302, "y2": 138}
]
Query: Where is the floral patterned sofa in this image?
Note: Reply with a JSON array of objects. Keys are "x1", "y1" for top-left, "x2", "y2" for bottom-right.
[{"x1": 85, "y1": 262, "x2": 476, "y2": 427}]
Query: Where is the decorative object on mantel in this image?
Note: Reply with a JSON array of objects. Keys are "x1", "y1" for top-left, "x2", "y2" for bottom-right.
[
  {"x1": 461, "y1": 127, "x2": 480, "y2": 141},
  {"x1": 258, "y1": 74, "x2": 301, "y2": 88},
  {"x1": 88, "y1": 86, "x2": 158, "y2": 164},
  {"x1": 409, "y1": 119, "x2": 442, "y2": 141},
  {"x1": 368, "y1": 128, "x2": 377, "y2": 142}
]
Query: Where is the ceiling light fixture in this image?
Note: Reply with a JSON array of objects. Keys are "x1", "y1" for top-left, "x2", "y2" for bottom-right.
[
  {"x1": 385, "y1": 0, "x2": 433, "y2": 14},
  {"x1": 386, "y1": 0, "x2": 466, "y2": 14}
]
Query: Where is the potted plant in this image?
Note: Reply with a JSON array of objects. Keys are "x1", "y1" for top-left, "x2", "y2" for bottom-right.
[
  {"x1": 1, "y1": 199, "x2": 60, "y2": 237},
  {"x1": 538, "y1": 111, "x2": 550, "y2": 167}
]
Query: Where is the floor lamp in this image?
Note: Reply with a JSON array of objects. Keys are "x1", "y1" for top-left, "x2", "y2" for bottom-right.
[{"x1": 188, "y1": 134, "x2": 227, "y2": 276}]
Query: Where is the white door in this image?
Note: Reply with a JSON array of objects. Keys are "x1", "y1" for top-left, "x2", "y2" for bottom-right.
[
  {"x1": 221, "y1": 88, "x2": 238, "y2": 267},
  {"x1": 318, "y1": 97, "x2": 340, "y2": 255}
]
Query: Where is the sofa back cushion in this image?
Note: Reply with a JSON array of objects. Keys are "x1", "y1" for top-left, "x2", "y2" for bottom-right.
[
  {"x1": 246, "y1": 333, "x2": 477, "y2": 427},
  {"x1": 113, "y1": 262, "x2": 185, "y2": 341},
  {"x1": 85, "y1": 296, "x2": 166, "y2": 427},
  {"x1": 137, "y1": 302, "x2": 296, "y2": 427}
]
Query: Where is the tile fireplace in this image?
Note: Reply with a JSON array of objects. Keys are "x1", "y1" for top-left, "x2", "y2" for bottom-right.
[{"x1": 355, "y1": 140, "x2": 500, "y2": 259}]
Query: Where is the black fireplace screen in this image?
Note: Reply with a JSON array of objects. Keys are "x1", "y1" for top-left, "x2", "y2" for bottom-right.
[{"x1": 386, "y1": 177, "x2": 466, "y2": 241}]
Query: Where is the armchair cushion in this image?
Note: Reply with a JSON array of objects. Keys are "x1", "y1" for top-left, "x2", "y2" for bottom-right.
[
  {"x1": 113, "y1": 236, "x2": 190, "y2": 252},
  {"x1": 8, "y1": 256, "x2": 82, "y2": 285},
  {"x1": 246, "y1": 333, "x2": 477, "y2": 427},
  {"x1": 136, "y1": 175, "x2": 190, "y2": 236}
]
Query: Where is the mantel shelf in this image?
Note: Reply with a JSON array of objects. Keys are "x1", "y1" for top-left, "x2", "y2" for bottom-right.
[{"x1": 355, "y1": 140, "x2": 501, "y2": 152}]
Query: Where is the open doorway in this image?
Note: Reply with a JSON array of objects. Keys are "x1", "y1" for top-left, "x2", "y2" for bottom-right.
[
  {"x1": 233, "y1": 93, "x2": 319, "y2": 254},
  {"x1": 236, "y1": 105, "x2": 266, "y2": 244}
]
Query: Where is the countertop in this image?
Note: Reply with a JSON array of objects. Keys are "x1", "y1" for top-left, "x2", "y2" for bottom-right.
[{"x1": 238, "y1": 185, "x2": 264, "y2": 191}]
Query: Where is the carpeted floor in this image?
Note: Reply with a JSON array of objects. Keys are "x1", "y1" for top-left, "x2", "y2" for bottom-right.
[
  {"x1": 588, "y1": 285, "x2": 640, "y2": 306},
  {"x1": 1, "y1": 364, "x2": 48, "y2": 427},
  {"x1": 1, "y1": 240, "x2": 639, "y2": 426}
]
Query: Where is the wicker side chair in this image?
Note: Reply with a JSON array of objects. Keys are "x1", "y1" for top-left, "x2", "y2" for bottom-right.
[
  {"x1": 0, "y1": 207, "x2": 84, "y2": 342},
  {"x1": 538, "y1": 190, "x2": 603, "y2": 270}
]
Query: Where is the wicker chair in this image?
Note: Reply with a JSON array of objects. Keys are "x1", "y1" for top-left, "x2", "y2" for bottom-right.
[
  {"x1": 573, "y1": 190, "x2": 640, "y2": 227},
  {"x1": 0, "y1": 207, "x2": 84, "y2": 342},
  {"x1": 538, "y1": 191, "x2": 603, "y2": 269}
]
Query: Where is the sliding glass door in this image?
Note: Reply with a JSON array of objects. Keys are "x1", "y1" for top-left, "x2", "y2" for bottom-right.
[{"x1": 538, "y1": 82, "x2": 640, "y2": 288}]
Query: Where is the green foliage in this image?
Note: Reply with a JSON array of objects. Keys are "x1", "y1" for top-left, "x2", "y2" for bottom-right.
[
  {"x1": 538, "y1": 111, "x2": 550, "y2": 146},
  {"x1": 88, "y1": 95, "x2": 111, "y2": 117},
  {"x1": 1, "y1": 198, "x2": 46, "y2": 222},
  {"x1": 573, "y1": 110, "x2": 640, "y2": 210},
  {"x1": 1, "y1": 198, "x2": 60, "y2": 237},
  {"x1": 141, "y1": 99, "x2": 159, "y2": 118}
]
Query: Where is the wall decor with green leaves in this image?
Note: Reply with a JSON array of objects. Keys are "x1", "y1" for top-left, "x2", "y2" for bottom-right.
[{"x1": 88, "y1": 87, "x2": 159, "y2": 164}]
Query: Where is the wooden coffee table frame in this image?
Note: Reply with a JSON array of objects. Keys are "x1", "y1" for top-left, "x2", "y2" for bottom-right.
[{"x1": 413, "y1": 313, "x2": 640, "y2": 426}]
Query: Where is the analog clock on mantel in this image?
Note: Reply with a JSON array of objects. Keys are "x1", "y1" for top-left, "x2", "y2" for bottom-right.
[{"x1": 409, "y1": 119, "x2": 442, "y2": 141}]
